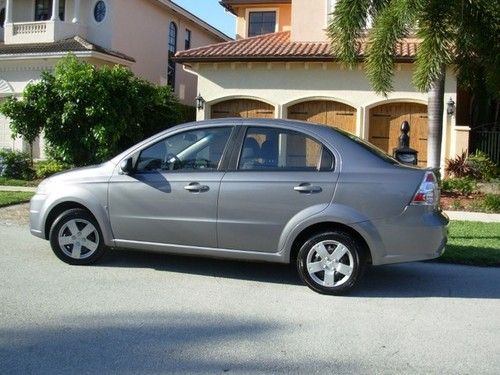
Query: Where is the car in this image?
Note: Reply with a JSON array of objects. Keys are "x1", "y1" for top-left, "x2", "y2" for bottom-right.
[{"x1": 30, "y1": 119, "x2": 448, "y2": 294}]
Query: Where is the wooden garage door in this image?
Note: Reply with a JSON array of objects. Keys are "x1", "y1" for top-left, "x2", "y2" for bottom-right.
[
  {"x1": 287, "y1": 101, "x2": 357, "y2": 134},
  {"x1": 211, "y1": 99, "x2": 275, "y2": 119},
  {"x1": 369, "y1": 103, "x2": 428, "y2": 166}
]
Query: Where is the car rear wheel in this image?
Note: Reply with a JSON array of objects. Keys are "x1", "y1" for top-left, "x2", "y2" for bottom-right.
[
  {"x1": 49, "y1": 208, "x2": 106, "y2": 265},
  {"x1": 297, "y1": 231, "x2": 366, "y2": 295}
]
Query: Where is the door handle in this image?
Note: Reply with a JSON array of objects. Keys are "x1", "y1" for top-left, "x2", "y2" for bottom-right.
[
  {"x1": 184, "y1": 182, "x2": 209, "y2": 193},
  {"x1": 294, "y1": 183, "x2": 322, "y2": 193}
]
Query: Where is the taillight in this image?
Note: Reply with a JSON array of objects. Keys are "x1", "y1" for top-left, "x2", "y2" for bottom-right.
[{"x1": 411, "y1": 171, "x2": 438, "y2": 206}]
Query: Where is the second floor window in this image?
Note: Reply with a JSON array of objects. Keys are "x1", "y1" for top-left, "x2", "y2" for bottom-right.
[
  {"x1": 185, "y1": 29, "x2": 192, "y2": 50},
  {"x1": 248, "y1": 11, "x2": 276, "y2": 37},
  {"x1": 167, "y1": 22, "x2": 178, "y2": 88},
  {"x1": 35, "y1": 0, "x2": 65, "y2": 21}
]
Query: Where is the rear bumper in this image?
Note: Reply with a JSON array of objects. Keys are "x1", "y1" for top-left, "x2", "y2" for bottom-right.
[{"x1": 358, "y1": 208, "x2": 449, "y2": 266}]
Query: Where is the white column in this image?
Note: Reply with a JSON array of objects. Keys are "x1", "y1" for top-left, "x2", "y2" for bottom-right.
[
  {"x1": 5, "y1": 0, "x2": 13, "y2": 23},
  {"x1": 50, "y1": 0, "x2": 60, "y2": 21},
  {"x1": 72, "y1": 0, "x2": 80, "y2": 23}
]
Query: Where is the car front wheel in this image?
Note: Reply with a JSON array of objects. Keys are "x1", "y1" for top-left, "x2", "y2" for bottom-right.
[
  {"x1": 49, "y1": 208, "x2": 106, "y2": 265},
  {"x1": 297, "y1": 231, "x2": 366, "y2": 295}
]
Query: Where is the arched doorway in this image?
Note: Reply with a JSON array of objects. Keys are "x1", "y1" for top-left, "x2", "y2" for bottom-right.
[
  {"x1": 287, "y1": 100, "x2": 357, "y2": 134},
  {"x1": 369, "y1": 102, "x2": 428, "y2": 166},
  {"x1": 210, "y1": 99, "x2": 275, "y2": 119}
]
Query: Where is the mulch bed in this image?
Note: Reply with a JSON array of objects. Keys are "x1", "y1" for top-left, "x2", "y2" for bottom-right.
[{"x1": 440, "y1": 193, "x2": 484, "y2": 211}]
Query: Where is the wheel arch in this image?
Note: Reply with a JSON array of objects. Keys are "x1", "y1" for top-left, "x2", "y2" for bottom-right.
[
  {"x1": 288, "y1": 222, "x2": 372, "y2": 265},
  {"x1": 44, "y1": 202, "x2": 94, "y2": 240}
]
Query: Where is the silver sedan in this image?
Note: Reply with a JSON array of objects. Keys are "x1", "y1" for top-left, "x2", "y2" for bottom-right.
[{"x1": 30, "y1": 119, "x2": 448, "y2": 294}]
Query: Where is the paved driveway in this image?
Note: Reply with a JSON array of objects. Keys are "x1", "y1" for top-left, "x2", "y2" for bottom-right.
[{"x1": 0, "y1": 222, "x2": 499, "y2": 374}]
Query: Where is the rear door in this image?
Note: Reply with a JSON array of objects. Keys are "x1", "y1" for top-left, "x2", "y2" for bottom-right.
[{"x1": 217, "y1": 126, "x2": 338, "y2": 253}]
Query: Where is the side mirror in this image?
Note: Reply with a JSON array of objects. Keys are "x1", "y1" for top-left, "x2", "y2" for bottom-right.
[{"x1": 120, "y1": 158, "x2": 134, "y2": 175}]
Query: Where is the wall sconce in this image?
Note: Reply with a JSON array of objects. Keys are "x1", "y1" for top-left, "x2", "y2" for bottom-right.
[
  {"x1": 447, "y1": 97, "x2": 456, "y2": 116},
  {"x1": 195, "y1": 94, "x2": 205, "y2": 111}
]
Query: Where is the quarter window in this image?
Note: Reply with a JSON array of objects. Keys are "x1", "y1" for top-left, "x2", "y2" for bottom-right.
[
  {"x1": 238, "y1": 127, "x2": 334, "y2": 171},
  {"x1": 248, "y1": 11, "x2": 276, "y2": 37},
  {"x1": 167, "y1": 22, "x2": 178, "y2": 88},
  {"x1": 136, "y1": 127, "x2": 232, "y2": 173},
  {"x1": 94, "y1": 1, "x2": 106, "y2": 23}
]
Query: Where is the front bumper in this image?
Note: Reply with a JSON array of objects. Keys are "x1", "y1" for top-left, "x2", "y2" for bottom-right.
[{"x1": 29, "y1": 193, "x2": 47, "y2": 239}]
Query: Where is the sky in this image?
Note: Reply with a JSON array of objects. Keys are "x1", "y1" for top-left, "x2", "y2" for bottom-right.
[{"x1": 172, "y1": 0, "x2": 236, "y2": 38}]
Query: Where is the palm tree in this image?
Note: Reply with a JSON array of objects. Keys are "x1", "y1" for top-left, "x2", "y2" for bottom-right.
[{"x1": 327, "y1": 0, "x2": 499, "y2": 169}]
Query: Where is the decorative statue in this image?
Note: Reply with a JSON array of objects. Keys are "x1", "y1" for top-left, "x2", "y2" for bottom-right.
[{"x1": 399, "y1": 121, "x2": 410, "y2": 148}]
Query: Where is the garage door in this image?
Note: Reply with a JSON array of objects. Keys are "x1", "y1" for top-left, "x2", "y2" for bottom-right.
[
  {"x1": 287, "y1": 100, "x2": 357, "y2": 134},
  {"x1": 369, "y1": 103, "x2": 428, "y2": 166},
  {"x1": 210, "y1": 99, "x2": 275, "y2": 119}
]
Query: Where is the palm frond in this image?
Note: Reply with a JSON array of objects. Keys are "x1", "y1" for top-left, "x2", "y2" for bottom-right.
[
  {"x1": 413, "y1": 0, "x2": 454, "y2": 91},
  {"x1": 366, "y1": 0, "x2": 417, "y2": 95},
  {"x1": 327, "y1": 0, "x2": 372, "y2": 67}
]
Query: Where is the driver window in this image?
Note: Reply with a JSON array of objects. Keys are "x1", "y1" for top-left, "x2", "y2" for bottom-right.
[{"x1": 136, "y1": 127, "x2": 232, "y2": 172}]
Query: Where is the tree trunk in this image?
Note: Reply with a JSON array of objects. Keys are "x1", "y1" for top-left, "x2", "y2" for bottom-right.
[{"x1": 427, "y1": 70, "x2": 446, "y2": 169}]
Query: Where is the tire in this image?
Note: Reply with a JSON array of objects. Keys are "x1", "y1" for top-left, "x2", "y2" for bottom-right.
[
  {"x1": 49, "y1": 208, "x2": 107, "y2": 265},
  {"x1": 296, "y1": 231, "x2": 367, "y2": 295}
]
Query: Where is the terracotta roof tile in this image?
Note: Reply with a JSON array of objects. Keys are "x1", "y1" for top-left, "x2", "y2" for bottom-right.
[{"x1": 175, "y1": 31, "x2": 419, "y2": 63}]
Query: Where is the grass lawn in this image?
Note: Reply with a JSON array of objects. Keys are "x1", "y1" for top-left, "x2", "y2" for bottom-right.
[
  {"x1": 0, "y1": 177, "x2": 40, "y2": 187},
  {"x1": 439, "y1": 221, "x2": 500, "y2": 267},
  {"x1": 0, "y1": 191, "x2": 35, "y2": 207}
]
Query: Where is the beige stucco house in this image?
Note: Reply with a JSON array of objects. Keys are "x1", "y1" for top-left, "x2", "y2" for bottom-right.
[
  {"x1": 176, "y1": 0, "x2": 470, "y2": 169},
  {"x1": 0, "y1": 0, "x2": 230, "y2": 158}
]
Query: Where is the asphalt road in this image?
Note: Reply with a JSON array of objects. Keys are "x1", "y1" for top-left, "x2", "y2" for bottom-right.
[{"x1": 0, "y1": 223, "x2": 499, "y2": 374}]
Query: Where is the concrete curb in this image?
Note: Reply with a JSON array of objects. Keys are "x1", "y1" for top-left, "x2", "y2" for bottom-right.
[
  {"x1": 444, "y1": 211, "x2": 500, "y2": 223},
  {"x1": 0, "y1": 185, "x2": 37, "y2": 192}
]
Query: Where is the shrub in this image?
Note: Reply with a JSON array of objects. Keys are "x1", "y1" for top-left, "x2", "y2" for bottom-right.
[
  {"x1": 35, "y1": 159, "x2": 70, "y2": 179},
  {"x1": 468, "y1": 150, "x2": 497, "y2": 182},
  {"x1": 445, "y1": 151, "x2": 498, "y2": 181},
  {"x1": 1, "y1": 55, "x2": 182, "y2": 167},
  {"x1": 0, "y1": 149, "x2": 35, "y2": 180},
  {"x1": 441, "y1": 177, "x2": 477, "y2": 196},
  {"x1": 445, "y1": 152, "x2": 472, "y2": 178},
  {"x1": 480, "y1": 194, "x2": 500, "y2": 213}
]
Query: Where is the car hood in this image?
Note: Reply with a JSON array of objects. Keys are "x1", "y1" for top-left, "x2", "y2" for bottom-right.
[{"x1": 40, "y1": 162, "x2": 116, "y2": 187}]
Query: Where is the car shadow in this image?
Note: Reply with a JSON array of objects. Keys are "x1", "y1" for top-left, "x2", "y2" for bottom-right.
[{"x1": 98, "y1": 250, "x2": 500, "y2": 299}]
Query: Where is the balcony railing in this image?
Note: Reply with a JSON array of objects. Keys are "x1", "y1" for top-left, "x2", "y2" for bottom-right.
[
  {"x1": 12, "y1": 22, "x2": 48, "y2": 36},
  {"x1": 4, "y1": 21, "x2": 86, "y2": 44}
]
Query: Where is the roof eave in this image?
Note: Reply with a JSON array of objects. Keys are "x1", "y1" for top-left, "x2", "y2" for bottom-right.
[
  {"x1": 0, "y1": 51, "x2": 135, "y2": 65},
  {"x1": 174, "y1": 56, "x2": 415, "y2": 64}
]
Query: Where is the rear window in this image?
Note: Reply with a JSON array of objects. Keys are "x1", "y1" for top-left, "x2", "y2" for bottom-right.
[{"x1": 335, "y1": 129, "x2": 399, "y2": 164}]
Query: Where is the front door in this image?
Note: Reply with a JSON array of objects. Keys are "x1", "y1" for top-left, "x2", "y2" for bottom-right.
[
  {"x1": 108, "y1": 126, "x2": 234, "y2": 247},
  {"x1": 217, "y1": 126, "x2": 338, "y2": 253}
]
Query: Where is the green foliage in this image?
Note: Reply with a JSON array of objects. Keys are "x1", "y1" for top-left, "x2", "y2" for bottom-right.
[
  {"x1": 34, "y1": 159, "x2": 70, "y2": 179},
  {"x1": 0, "y1": 149, "x2": 35, "y2": 180},
  {"x1": 445, "y1": 151, "x2": 497, "y2": 181},
  {"x1": 0, "y1": 191, "x2": 34, "y2": 207},
  {"x1": 327, "y1": 0, "x2": 500, "y2": 98},
  {"x1": 0, "y1": 55, "x2": 182, "y2": 167},
  {"x1": 480, "y1": 194, "x2": 500, "y2": 213},
  {"x1": 468, "y1": 150, "x2": 497, "y2": 182},
  {"x1": 441, "y1": 178, "x2": 477, "y2": 196},
  {"x1": 445, "y1": 152, "x2": 473, "y2": 178},
  {"x1": 0, "y1": 82, "x2": 47, "y2": 163}
]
